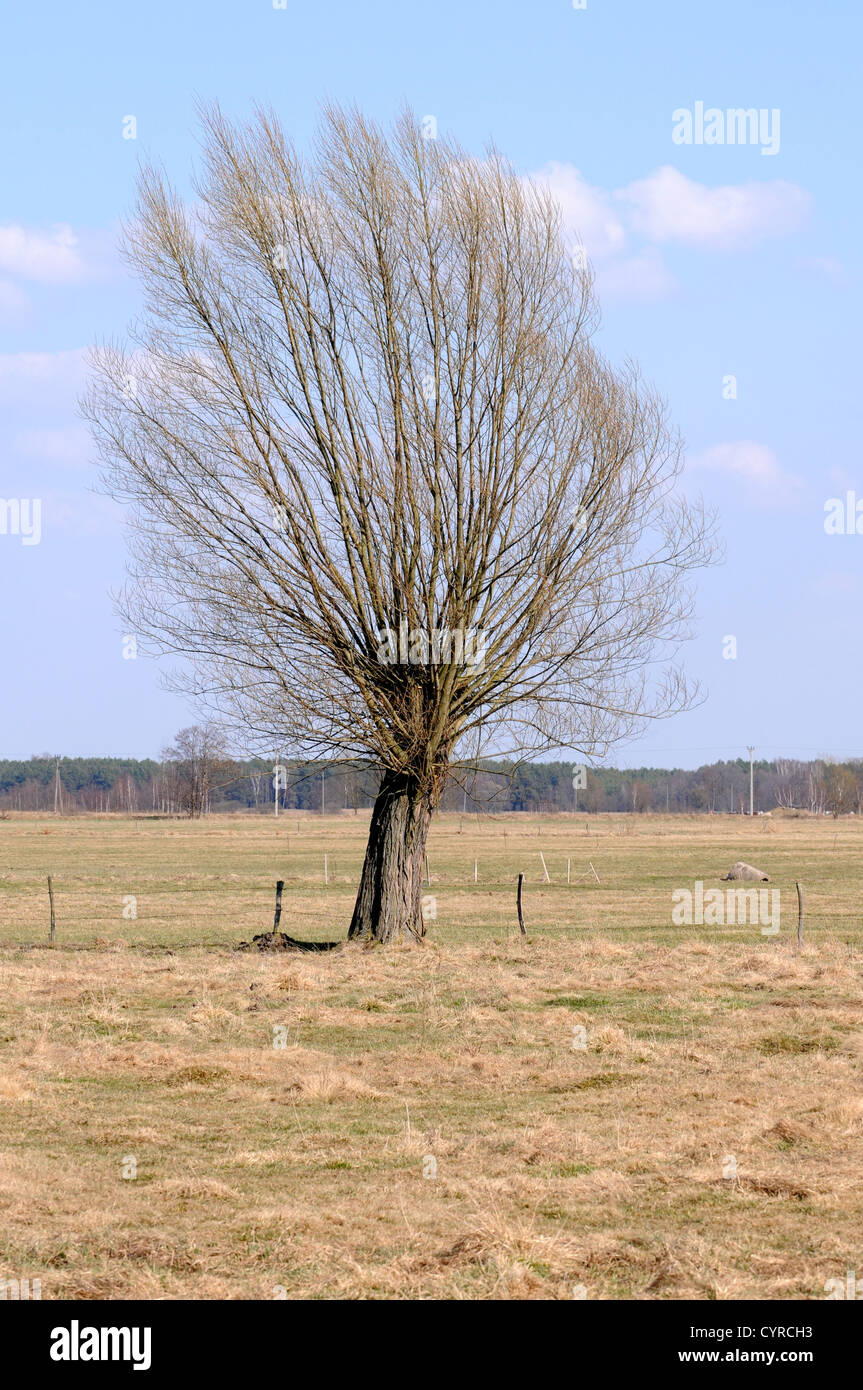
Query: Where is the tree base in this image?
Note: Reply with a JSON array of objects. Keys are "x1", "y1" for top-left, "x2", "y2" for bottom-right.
[{"x1": 348, "y1": 768, "x2": 432, "y2": 943}]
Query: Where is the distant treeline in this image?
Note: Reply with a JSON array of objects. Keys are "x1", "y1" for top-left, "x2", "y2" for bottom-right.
[{"x1": 1, "y1": 754, "x2": 861, "y2": 817}]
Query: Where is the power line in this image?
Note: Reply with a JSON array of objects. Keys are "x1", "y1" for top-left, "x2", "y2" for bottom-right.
[{"x1": 620, "y1": 744, "x2": 863, "y2": 756}]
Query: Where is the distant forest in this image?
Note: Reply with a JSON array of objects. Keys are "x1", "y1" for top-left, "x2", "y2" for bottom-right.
[{"x1": 1, "y1": 751, "x2": 861, "y2": 817}]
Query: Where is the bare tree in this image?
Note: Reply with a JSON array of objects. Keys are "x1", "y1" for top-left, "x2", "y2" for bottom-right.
[
  {"x1": 162, "y1": 724, "x2": 228, "y2": 817},
  {"x1": 808, "y1": 762, "x2": 827, "y2": 816},
  {"x1": 774, "y1": 757, "x2": 804, "y2": 809},
  {"x1": 86, "y1": 103, "x2": 716, "y2": 942},
  {"x1": 823, "y1": 762, "x2": 858, "y2": 819}
]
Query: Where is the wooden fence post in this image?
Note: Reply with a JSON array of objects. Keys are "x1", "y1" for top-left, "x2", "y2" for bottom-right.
[
  {"x1": 796, "y1": 881, "x2": 804, "y2": 946},
  {"x1": 273, "y1": 880, "x2": 284, "y2": 931},
  {"x1": 47, "y1": 876, "x2": 55, "y2": 946},
  {"x1": 517, "y1": 873, "x2": 526, "y2": 935}
]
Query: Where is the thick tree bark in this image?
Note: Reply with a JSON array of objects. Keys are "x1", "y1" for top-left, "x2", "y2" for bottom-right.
[{"x1": 348, "y1": 769, "x2": 432, "y2": 943}]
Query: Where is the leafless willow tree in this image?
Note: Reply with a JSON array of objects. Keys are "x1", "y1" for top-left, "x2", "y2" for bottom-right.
[
  {"x1": 162, "y1": 723, "x2": 228, "y2": 817},
  {"x1": 85, "y1": 103, "x2": 716, "y2": 942}
]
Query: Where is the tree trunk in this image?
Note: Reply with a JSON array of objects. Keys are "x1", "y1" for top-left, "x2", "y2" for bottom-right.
[{"x1": 348, "y1": 769, "x2": 432, "y2": 943}]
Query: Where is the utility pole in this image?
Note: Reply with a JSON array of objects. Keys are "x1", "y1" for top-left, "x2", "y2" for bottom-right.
[
  {"x1": 321, "y1": 770, "x2": 325, "y2": 816},
  {"x1": 747, "y1": 746, "x2": 755, "y2": 817},
  {"x1": 54, "y1": 757, "x2": 61, "y2": 816},
  {"x1": 273, "y1": 758, "x2": 285, "y2": 817}
]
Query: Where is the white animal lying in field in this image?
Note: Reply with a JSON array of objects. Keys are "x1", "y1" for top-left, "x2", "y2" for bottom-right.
[{"x1": 720, "y1": 861, "x2": 770, "y2": 882}]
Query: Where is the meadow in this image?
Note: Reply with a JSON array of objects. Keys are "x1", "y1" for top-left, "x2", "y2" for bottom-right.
[{"x1": 1, "y1": 809, "x2": 862, "y2": 1299}]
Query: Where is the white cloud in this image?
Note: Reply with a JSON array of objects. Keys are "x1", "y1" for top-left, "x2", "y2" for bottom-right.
[
  {"x1": 528, "y1": 162, "x2": 812, "y2": 300},
  {"x1": 0, "y1": 223, "x2": 122, "y2": 289},
  {"x1": 0, "y1": 349, "x2": 87, "y2": 407},
  {"x1": 531, "y1": 162, "x2": 626, "y2": 261},
  {"x1": 687, "y1": 441, "x2": 804, "y2": 508},
  {"x1": 618, "y1": 166, "x2": 810, "y2": 250},
  {"x1": 531, "y1": 163, "x2": 676, "y2": 301},
  {"x1": 0, "y1": 223, "x2": 88, "y2": 283}
]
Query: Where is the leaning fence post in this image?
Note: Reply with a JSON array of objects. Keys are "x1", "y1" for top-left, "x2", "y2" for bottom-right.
[
  {"x1": 47, "y1": 875, "x2": 55, "y2": 946},
  {"x1": 517, "y1": 872, "x2": 526, "y2": 935},
  {"x1": 796, "y1": 881, "x2": 804, "y2": 946}
]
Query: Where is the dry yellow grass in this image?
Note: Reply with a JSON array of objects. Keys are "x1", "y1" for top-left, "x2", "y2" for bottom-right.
[{"x1": 1, "y1": 811, "x2": 862, "y2": 1299}]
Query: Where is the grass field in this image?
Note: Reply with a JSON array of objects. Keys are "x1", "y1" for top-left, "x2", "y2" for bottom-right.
[{"x1": 1, "y1": 810, "x2": 862, "y2": 1299}]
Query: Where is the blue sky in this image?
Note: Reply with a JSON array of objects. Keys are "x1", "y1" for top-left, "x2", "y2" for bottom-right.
[{"x1": 0, "y1": 0, "x2": 860, "y2": 768}]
